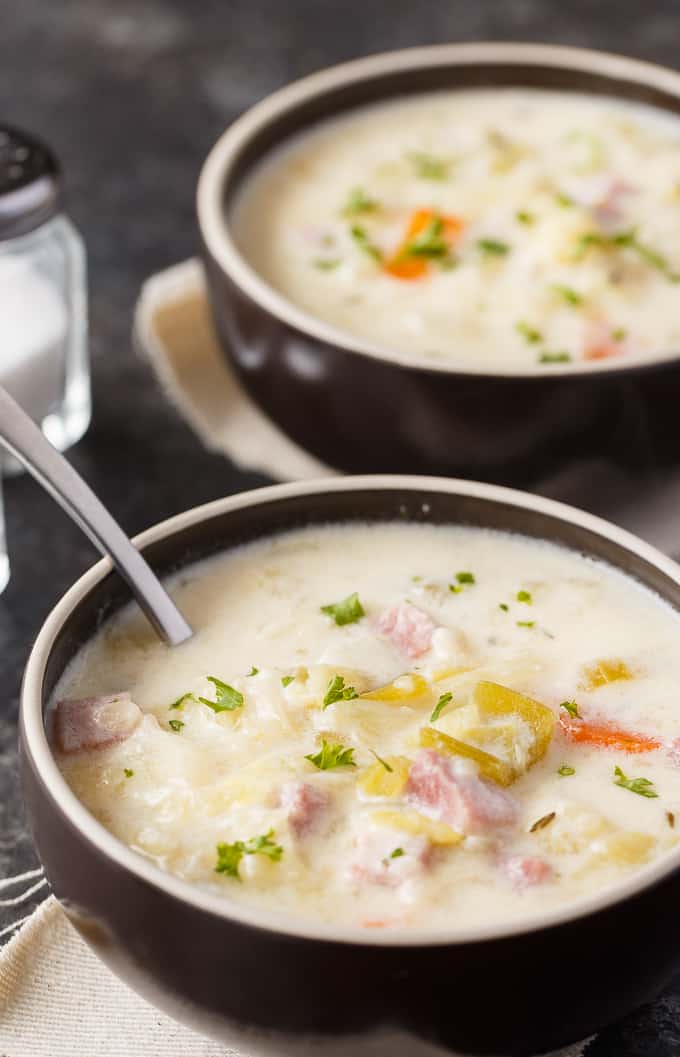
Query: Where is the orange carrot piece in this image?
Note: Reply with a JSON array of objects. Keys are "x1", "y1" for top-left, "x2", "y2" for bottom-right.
[
  {"x1": 584, "y1": 343, "x2": 623, "y2": 361},
  {"x1": 559, "y1": 713, "x2": 661, "y2": 753},
  {"x1": 385, "y1": 208, "x2": 463, "y2": 280}
]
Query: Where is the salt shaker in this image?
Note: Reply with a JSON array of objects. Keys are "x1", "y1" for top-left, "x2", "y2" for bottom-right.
[{"x1": 0, "y1": 125, "x2": 90, "y2": 470}]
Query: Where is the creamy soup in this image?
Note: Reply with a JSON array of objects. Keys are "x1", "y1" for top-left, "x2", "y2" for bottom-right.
[
  {"x1": 233, "y1": 90, "x2": 680, "y2": 371},
  {"x1": 54, "y1": 523, "x2": 680, "y2": 932}
]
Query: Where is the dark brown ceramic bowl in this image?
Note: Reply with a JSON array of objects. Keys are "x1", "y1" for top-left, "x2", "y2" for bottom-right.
[
  {"x1": 19, "y1": 475, "x2": 680, "y2": 1056},
  {"x1": 197, "y1": 43, "x2": 680, "y2": 484}
]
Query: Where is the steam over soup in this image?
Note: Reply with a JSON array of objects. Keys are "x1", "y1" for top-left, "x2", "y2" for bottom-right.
[
  {"x1": 233, "y1": 90, "x2": 680, "y2": 371},
  {"x1": 54, "y1": 523, "x2": 680, "y2": 931}
]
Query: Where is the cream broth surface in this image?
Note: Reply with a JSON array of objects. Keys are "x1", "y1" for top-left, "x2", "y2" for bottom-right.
[
  {"x1": 54, "y1": 523, "x2": 680, "y2": 932},
  {"x1": 233, "y1": 90, "x2": 680, "y2": 371}
]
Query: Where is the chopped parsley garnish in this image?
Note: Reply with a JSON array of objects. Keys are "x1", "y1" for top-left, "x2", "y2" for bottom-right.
[
  {"x1": 516, "y1": 321, "x2": 543, "y2": 344},
  {"x1": 322, "y1": 674, "x2": 359, "y2": 709},
  {"x1": 390, "y1": 847, "x2": 405, "y2": 859},
  {"x1": 539, "y1": 350, "x2": 572, "y2": 364},
  {"x1": 312, "y1": 257, "x2": 341, "y2": 271},
  {"x1": 430, "y1": 691, "x2": 453, "y2": 723},
  {"x1": 551, "y1": 284, "x2": 583, "y2": 306},
  {"x1": 247, "y1": 666, "x2": 259, "y2": 677},
  {"x1": 449, "y1": 583, "x2": 463, "y2": 594},
  {"x1": 281, "y1": 675, "x2": 295, "y2": 688},
  {"x1": 342, "y1": 187, "x2": 379, "y2": 216},
  {"x1": 516, "y1": 590, "x2": 532, "y2": 604},
  {"x1": 612, "y1": 326, "x2": 627, "y2": 342},
  {"x1": 350, "y1": 224, "x2": 382, "y2": 263},
  {"x1": 168, "y1": 719, "x2": 184, "y2": 732},
  {"x1": 215, "y1": 829, "x2": 283, "y2": 880},
  {"x1": 575, "y1": 229, "x2": 680, "y2": 281},
  {"x1": 321, "y1": 591, "x2": 365, "y2": 626},
  {"x1": 555, "y1": 191, "x2": 574, "y2": 208},
  {"x1": 613, "y1": 765, "x2": 658, "y2": 798},
  {"x1": 403, "y1": 216, "x2": 451, "y2": 260},
  {"x1": 199, "y1": 676, "x2": 244, "y2": 713},
  {"x1": 305, "y1": 739, "x2": 356, "y2": 770},
  {"x1": 560, "y1": 699, "x2": 580, "y2": 719},
  {"x1": 456, "y1": 571, "x2": 476, "y2": 585},
  {"x1": 558, "y1": 764, "x2": 576, "y2": 777},
  {"x1": 499, "y1": 603, "x2": 509, "y2": 612},
  {"x1": 517, "y1": 620, "x2": 535, "y2": 629},
  {"x1": 477, "y1": 238, "x2": 510, "y2": 257},
  {"x1": 123, "y1": 768, "x2": 134, "y2": 778},
  {"x1": 370, "y1": 750, "x2": 393, "y2": 772},
  {"x1": 407, "y1": 151, "x2": 451, "y2": 181},
  {"x1": 169, "y1": 692, "x2": 196, "y2": 710},
  {"x1": 530, "y1": 811, "x2": 556, "y2": 833},
  {"x1": 516, "y1": 210, "x2": 535, "y2": 226}
]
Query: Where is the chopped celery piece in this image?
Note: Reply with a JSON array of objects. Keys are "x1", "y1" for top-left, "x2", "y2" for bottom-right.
[{"x1": 419, "y1": 726, "x2": 516, "y2": 787}]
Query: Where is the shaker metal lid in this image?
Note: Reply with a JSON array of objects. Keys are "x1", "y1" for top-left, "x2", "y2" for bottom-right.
[{"x1": 0, "y1": 125, "x2": 61, "y2": 239}]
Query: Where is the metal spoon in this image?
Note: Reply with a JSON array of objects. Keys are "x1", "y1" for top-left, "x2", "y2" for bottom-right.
[{"x1": 0, "y1": 385, "x2": 192, "y2": 646}]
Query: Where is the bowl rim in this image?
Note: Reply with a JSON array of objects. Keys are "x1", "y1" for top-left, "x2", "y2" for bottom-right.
[
  {"x1": 21, "y1": 473, "x2": 680, "y2": 947},
  {"x1": 197, "y1": 41, "x2": 680, "y2": 381}
]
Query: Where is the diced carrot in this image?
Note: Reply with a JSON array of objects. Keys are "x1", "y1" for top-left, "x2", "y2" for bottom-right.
[
  {"x1": 559, "y1": 713, "x2": 661, "y2": 753},
  {"x1": 385, "y1": 208, "x2": 463, "y2": 280},
  {"x1": 584, "y1": 343, "x2": 623, "y2": 361}
]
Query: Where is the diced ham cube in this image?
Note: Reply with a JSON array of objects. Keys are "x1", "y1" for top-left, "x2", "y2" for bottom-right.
[
  {"x1": 280, "y1": 782, "x2": 330, "y2": 838},
  {"x1": 405, "y1": 749, "x2": 518, "y2": 834},
  {"x1": 503, "y1": 854, "x2": 554, "y2": 889},
  {"x1": 582, "y1": 319, "x2": 628, "y2": 362},
  {"x1": 54, "y1": 693, "x2": 141, "y2": 754},
  {"x1": 377, "y1": 602, "x2": 436, "y2": 659},
  {"x1": 350, "y1": 828, "x2": 431, "y2": 888}
]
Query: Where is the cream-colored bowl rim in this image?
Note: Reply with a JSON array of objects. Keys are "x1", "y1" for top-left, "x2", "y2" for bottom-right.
[
  {"x1": 21, "y1": 474, "x2": 680, "y2": 946},
  {"x1": 197, "y1": 42, "x2": 680, "y2": 380}
]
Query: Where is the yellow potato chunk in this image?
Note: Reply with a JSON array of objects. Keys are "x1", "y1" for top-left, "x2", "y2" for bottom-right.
[
  {"x1": 580, "y1": 659, "x2": 634, "y2": 690},
  {"x1": 361, "y1": 673, "x2": 434, "y2": 707},
  {"x1": 372, "y1": 809, "x2": 464, "y2": 846},
  {"x1": 358, "y1": 756, "x2": 411, "y2": 799},
  {"x1": 536, "y1": 803, "x2": 615, "y2": 856},
  {"x1": 419, "y1": 726, "x2": 516, "y2": 787},
  {"x1": 599, "y1": 831, "x2": 656, "y2": 866},
  {"x1": 473, "y1": 681, "x2": 555, "y2": 768}
]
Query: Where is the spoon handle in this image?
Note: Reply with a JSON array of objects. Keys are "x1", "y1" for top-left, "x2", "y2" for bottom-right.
[{"x1": 0, "y1": 386, "x2": 192, "y2": 646}]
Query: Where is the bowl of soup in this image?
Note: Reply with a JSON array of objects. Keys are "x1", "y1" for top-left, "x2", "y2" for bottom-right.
[
  {"x1": 197, "y1": 43, "x2": 680, "y2": 481},
  {"x1": 20, "y1": 474, "x2": 680, "y2": 1055}
]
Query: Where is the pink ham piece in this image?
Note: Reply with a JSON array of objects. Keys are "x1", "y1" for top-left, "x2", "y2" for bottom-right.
[
  {"x1": 350, "y1": 828, "x2": 431, "y2": 888},
  {"x1": 280, "y1": 782, "x2": 330, "y2": 838},
  {"x1": 503, "y1": 854, "x2": 554, "y2": 889},
  {"x1": 405, "y1": 749, "x2": 518, "y2": 834},
  {"x1": 54, "y1": 693, "x2": 141, "y2": 754},
  {"x1": 377, "y1": 601, "x2": 436, "y2": 659}
]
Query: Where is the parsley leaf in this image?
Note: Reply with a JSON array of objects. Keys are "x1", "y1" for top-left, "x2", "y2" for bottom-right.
[
  {"x1": 247, "y1": 666, "x2": 259, "y2": 677},
  {"x1": 370, "y1": 750, "x2": 393, "y2": 772},
  {"x1": 305, "y1": 738, "x2": 356, "y2": 770},
  {"x1": 477, "y1": 238, "x2": 510, "y2": 256},
  {"x1": 613, "y1": 765, "x2": 658, "y2": 798},
  {"x1": 539, "y1": 350, "x2": 572, "y2": 364},
  {"x1": 403, "y1": 216, "x2": 450, "y2": 260},
  {"x1": 551, "y1": 283, "x2": 583, "y2": 306},
  {"x1": 516, "y1": 590, "x2": 532, "y2": 604},
  {"x1": 456, "y1": 571, "x2": 475, "y2": 585},
  {"x1": 555, "y1": 191, "x2": 574, "y2": 208},
  {"x1": 574, "y1": 229, "x2": 680, "y2": 282},
  {"x1": 499, "y1": 602, "x2": 509, "y2": 612},
  {"x1": 168, "y1": 719, "x2": 184, "y2": 732},
  {"x1": 350, "y1": 225, "x2": 382, "y2": 263},
  {"x1": 517, "y1": 620, "x2": 535, "y2": 629},
  {"x1": 390, "y1": 847, "x2": 405, "y2": 858},
  {"x1": 516, "y1": 321, "x2": 543, "y2": 344},
  {"x1": 430, "y1": 691, "x2": 453, "y2": 723},
  {"x1": 123, "y1": 768, "x2": 134, "y2": 778},
  {"x1": 199, "y1": 677, "x2": 244, "y2": 713},
  {"x1": 560, "y1": 699, "x2": 580, "y2": 719},
  {"x1": 281, "y1": 675, "x2": 295, "y2": 688},
  {"x1": 215, "y1": 829, "x2": 283, "y2": 881},
  {"x1": 516, "y1": 210, "x2": 535, "y2": 226},
  {"x1": 612, "y1": 326, "x2": 627, "y2": 342},
  {"x1": 322, "y1": 674, "x2": 359, "y2": 709},
  {"x1": 321, "y1": 591, "x2": 365, "y2": 626},
  {"x1": 342, "y1": 187, "x2": 379, "y2": 216},
  {"x1": 169, "y1": 692, "x2": 196, "y2": 710},
  {"x1": 407, "y1": 151, "x2": 452, "y2": 181},
  {"x1": 313, "y1": 257, "x2": 341, "y2": 271},
  {"x1": 558, "y1": 764, "x2": 575, "y2": 777}
]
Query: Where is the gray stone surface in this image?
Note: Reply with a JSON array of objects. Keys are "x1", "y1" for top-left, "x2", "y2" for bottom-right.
[{"x1": 0, "y1": 0, "x2": 679, "y2": 1051}]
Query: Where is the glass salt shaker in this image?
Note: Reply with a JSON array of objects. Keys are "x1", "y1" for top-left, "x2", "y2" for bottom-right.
[
  {"x1": 0, "y1": 125, "x2": 90, "y2": 593},
  {"x1": 0, "y1": 124, "x2": 90, "y2": 471}
]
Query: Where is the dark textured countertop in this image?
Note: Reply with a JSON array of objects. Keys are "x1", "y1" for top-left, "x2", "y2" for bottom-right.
[{"x1": 1, "y1": 2, "x2": 680, "y2": 1053}]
